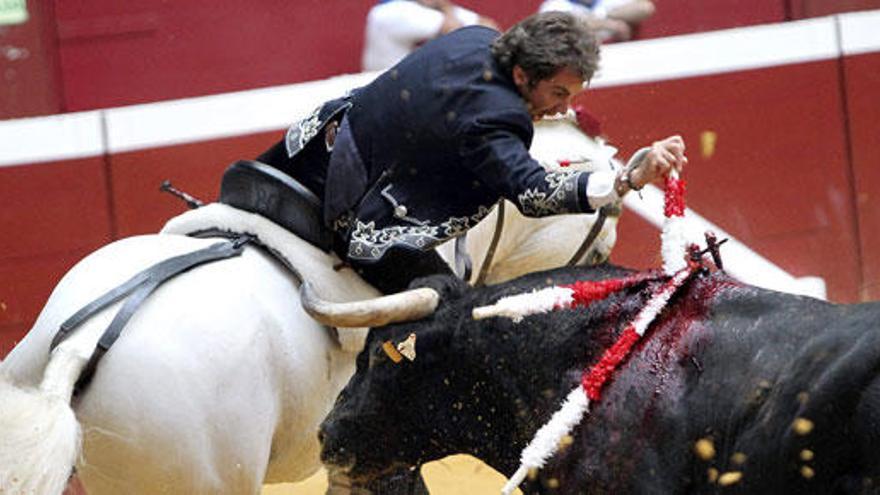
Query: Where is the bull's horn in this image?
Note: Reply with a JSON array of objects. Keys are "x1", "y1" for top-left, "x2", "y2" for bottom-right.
[{"x1": 300, "y1": 282, "x2": 440, "y2": 328}]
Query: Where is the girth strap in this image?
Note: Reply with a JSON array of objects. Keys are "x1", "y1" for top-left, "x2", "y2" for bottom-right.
[{"x1": 49, "y1": 237, "x2": 251, "y2": 396}]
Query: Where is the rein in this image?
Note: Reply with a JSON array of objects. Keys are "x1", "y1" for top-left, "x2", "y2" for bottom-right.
[
  {"x1": 565, "y1": 205, "x2": 609, "y2": 266},
  {"x1": 474, "y1": 201, "x2": 505, "y2": 286}
]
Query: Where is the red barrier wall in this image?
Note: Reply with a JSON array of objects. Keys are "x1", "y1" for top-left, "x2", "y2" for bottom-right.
[
  {"x1": 5, "y1": 0, "x2": 877, "y2": 119},
  {"x1": 6, "y1": 0, "x2": 804, "y2": 116},
  {"x1": 582, "y1": 60, "x2": 862, "y2": 301},
  {"x1": 0, "y1": 158, "x2": 113, "y2": 355},
  {"x1": 54, "y1": 0, "x2": 372, "y2": 111},
  {"x1": 637, "y1": 0, "x2": 785, "y2": 39},
  {"x1": 0, "y1": 0, "x2": 63, "y2": 118},
  {"x1": 110, "y1": 132, "x2": 277, "y2": 237},
  {"x1": 50, "y1": 0, "x2": 548, "y2": 113},
  {"x1": 790, "y1": 0, "x2": 880, "y2": 18},
  {"x1": 844, "y1": 49, "x2": 880, "y2": 300}
]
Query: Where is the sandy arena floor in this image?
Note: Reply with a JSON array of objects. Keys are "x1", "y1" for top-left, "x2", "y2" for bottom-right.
[{"x1": 262, "y1": 455, "x2": 520, "y2": 494}]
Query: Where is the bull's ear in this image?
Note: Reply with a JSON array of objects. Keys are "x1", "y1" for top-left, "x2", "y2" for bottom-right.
[
  {"x1": 379, "y1": 334, "x2": 417, "y2": 364},
  {"x1": 396, "y1": 333, "x2": 417, "y2": 361}
]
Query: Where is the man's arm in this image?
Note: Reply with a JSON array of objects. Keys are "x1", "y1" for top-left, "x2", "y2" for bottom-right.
[
  {"x1": 539, "y1": 0, "x2": 654, "y2": 41},
  {"x1": 422, "y1": 0, "x2": 498, "y2": 34},
  {"x1": 544, "y1": 136, "x2": 688, "y2": 208},
  {"x1": 460, "y1": 110, "x2": 597, "y2": 217},
  {"x1": 460, "y1": 111, "x2": 687, "y2": 215},
  {"x1": 607, "y1": 0, "x2": 656, "y2": 24},
  {"x1": 433, "y1": 0, "x2": 466, "y2": 35}
]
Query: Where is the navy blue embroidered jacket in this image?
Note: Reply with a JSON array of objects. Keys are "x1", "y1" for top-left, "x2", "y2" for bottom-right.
[{"x1": 286, "y1": 26, "x2": 598, "y2": 262}]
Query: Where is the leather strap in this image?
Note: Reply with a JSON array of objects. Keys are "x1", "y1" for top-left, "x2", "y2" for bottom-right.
[
  {"x1": 51, "y1": 271, "x2": 152, "y2": 350},
  {"x1": 49, "y1": 238, "x2": 251, "y2": 396},
  {"x1": 474, "y1": 201, "x2": 505, "y2": 287}
]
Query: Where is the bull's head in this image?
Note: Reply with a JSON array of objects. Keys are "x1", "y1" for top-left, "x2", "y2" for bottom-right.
[
  {"x1": 316, "y1": 265, "x2": 652, "y2": 486},
  {"x1": 316, "y1": 275, "x2": 505, "y2": 482}
]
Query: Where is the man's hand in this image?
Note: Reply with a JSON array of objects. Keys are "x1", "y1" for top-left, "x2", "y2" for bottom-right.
[
  {"x1": 629, "y1": 135, "x2": 687, "y2": 189},
  {"x1": 598, "y1": 18, "x2": 633, "y2": 42}
]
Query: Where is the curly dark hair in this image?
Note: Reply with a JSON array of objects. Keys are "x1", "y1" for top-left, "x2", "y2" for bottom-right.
[{"x1": 491, "y1": 12, "x2": 600, "y2": 86}]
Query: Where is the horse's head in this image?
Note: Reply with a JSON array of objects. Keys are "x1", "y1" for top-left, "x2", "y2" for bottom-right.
[{"x1": 531, "y1": 110, "x2": 616, "y2": 175}]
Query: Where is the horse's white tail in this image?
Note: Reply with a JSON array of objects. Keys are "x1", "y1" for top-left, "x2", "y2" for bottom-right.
[{"x1": 0, "y1": 349, "x2": 87, "y2": 495}]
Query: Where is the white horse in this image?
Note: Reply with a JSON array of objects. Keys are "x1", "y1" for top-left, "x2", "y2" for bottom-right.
[{"x1": 0, "y1": 115, "x2": 620, "y2": 495}]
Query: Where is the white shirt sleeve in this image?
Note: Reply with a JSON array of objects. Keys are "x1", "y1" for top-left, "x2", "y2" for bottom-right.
[
  {"x1": 362, "y1": 1, "x2": 444, "y2": 71},
  {"x1": 586, "y1": 145, "x2": 654, "y2": 209},
  {"x1": 586, "y1": 170, "x2": 619, "y2": 209},
  {"x1": 586, "y1": 142, "x2": 621, "y2": 209}
]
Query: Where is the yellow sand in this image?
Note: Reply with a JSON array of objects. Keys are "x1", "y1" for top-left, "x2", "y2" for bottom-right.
[{"x1": 262, "y1": 455, "x2": 521, "y2": 494}]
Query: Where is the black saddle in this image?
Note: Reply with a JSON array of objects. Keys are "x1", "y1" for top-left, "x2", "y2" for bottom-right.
[{"x1": 219, "y1": 160, "x2": 333, "y2": 251}]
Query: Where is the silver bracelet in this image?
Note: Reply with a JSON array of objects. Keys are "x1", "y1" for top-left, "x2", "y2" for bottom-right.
[{"x1": 624, "y1": 169, "x2": 643, "y2": 191}]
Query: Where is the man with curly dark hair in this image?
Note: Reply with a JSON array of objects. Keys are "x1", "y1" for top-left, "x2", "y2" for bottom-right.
[{"x1": 257, "y1": 11, "x2": 686, "y2": 296}]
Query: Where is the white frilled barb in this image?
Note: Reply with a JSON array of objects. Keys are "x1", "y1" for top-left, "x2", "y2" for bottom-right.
[
  {"x1": 501, "y1": 387, "x2": 590, "y2": 495},
  {"x1": 472, "y1": 287, "x2": 574, "y2": 323},
  {"x1": 661, "y1": 170, "x2": 690, "y2": 275},
  {"x1": 661, "y1": 214, "x2": 690, "y2": 274}
]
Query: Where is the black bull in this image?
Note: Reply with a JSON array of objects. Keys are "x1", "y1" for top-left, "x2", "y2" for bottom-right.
[{"x1": 319, "y1": 264, "x2": 880, "y2": 494}]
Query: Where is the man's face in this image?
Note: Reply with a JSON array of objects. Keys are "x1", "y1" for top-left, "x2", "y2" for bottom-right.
[{"x1": 513, "y1": 66, "x2": 586, "y2": 121}]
